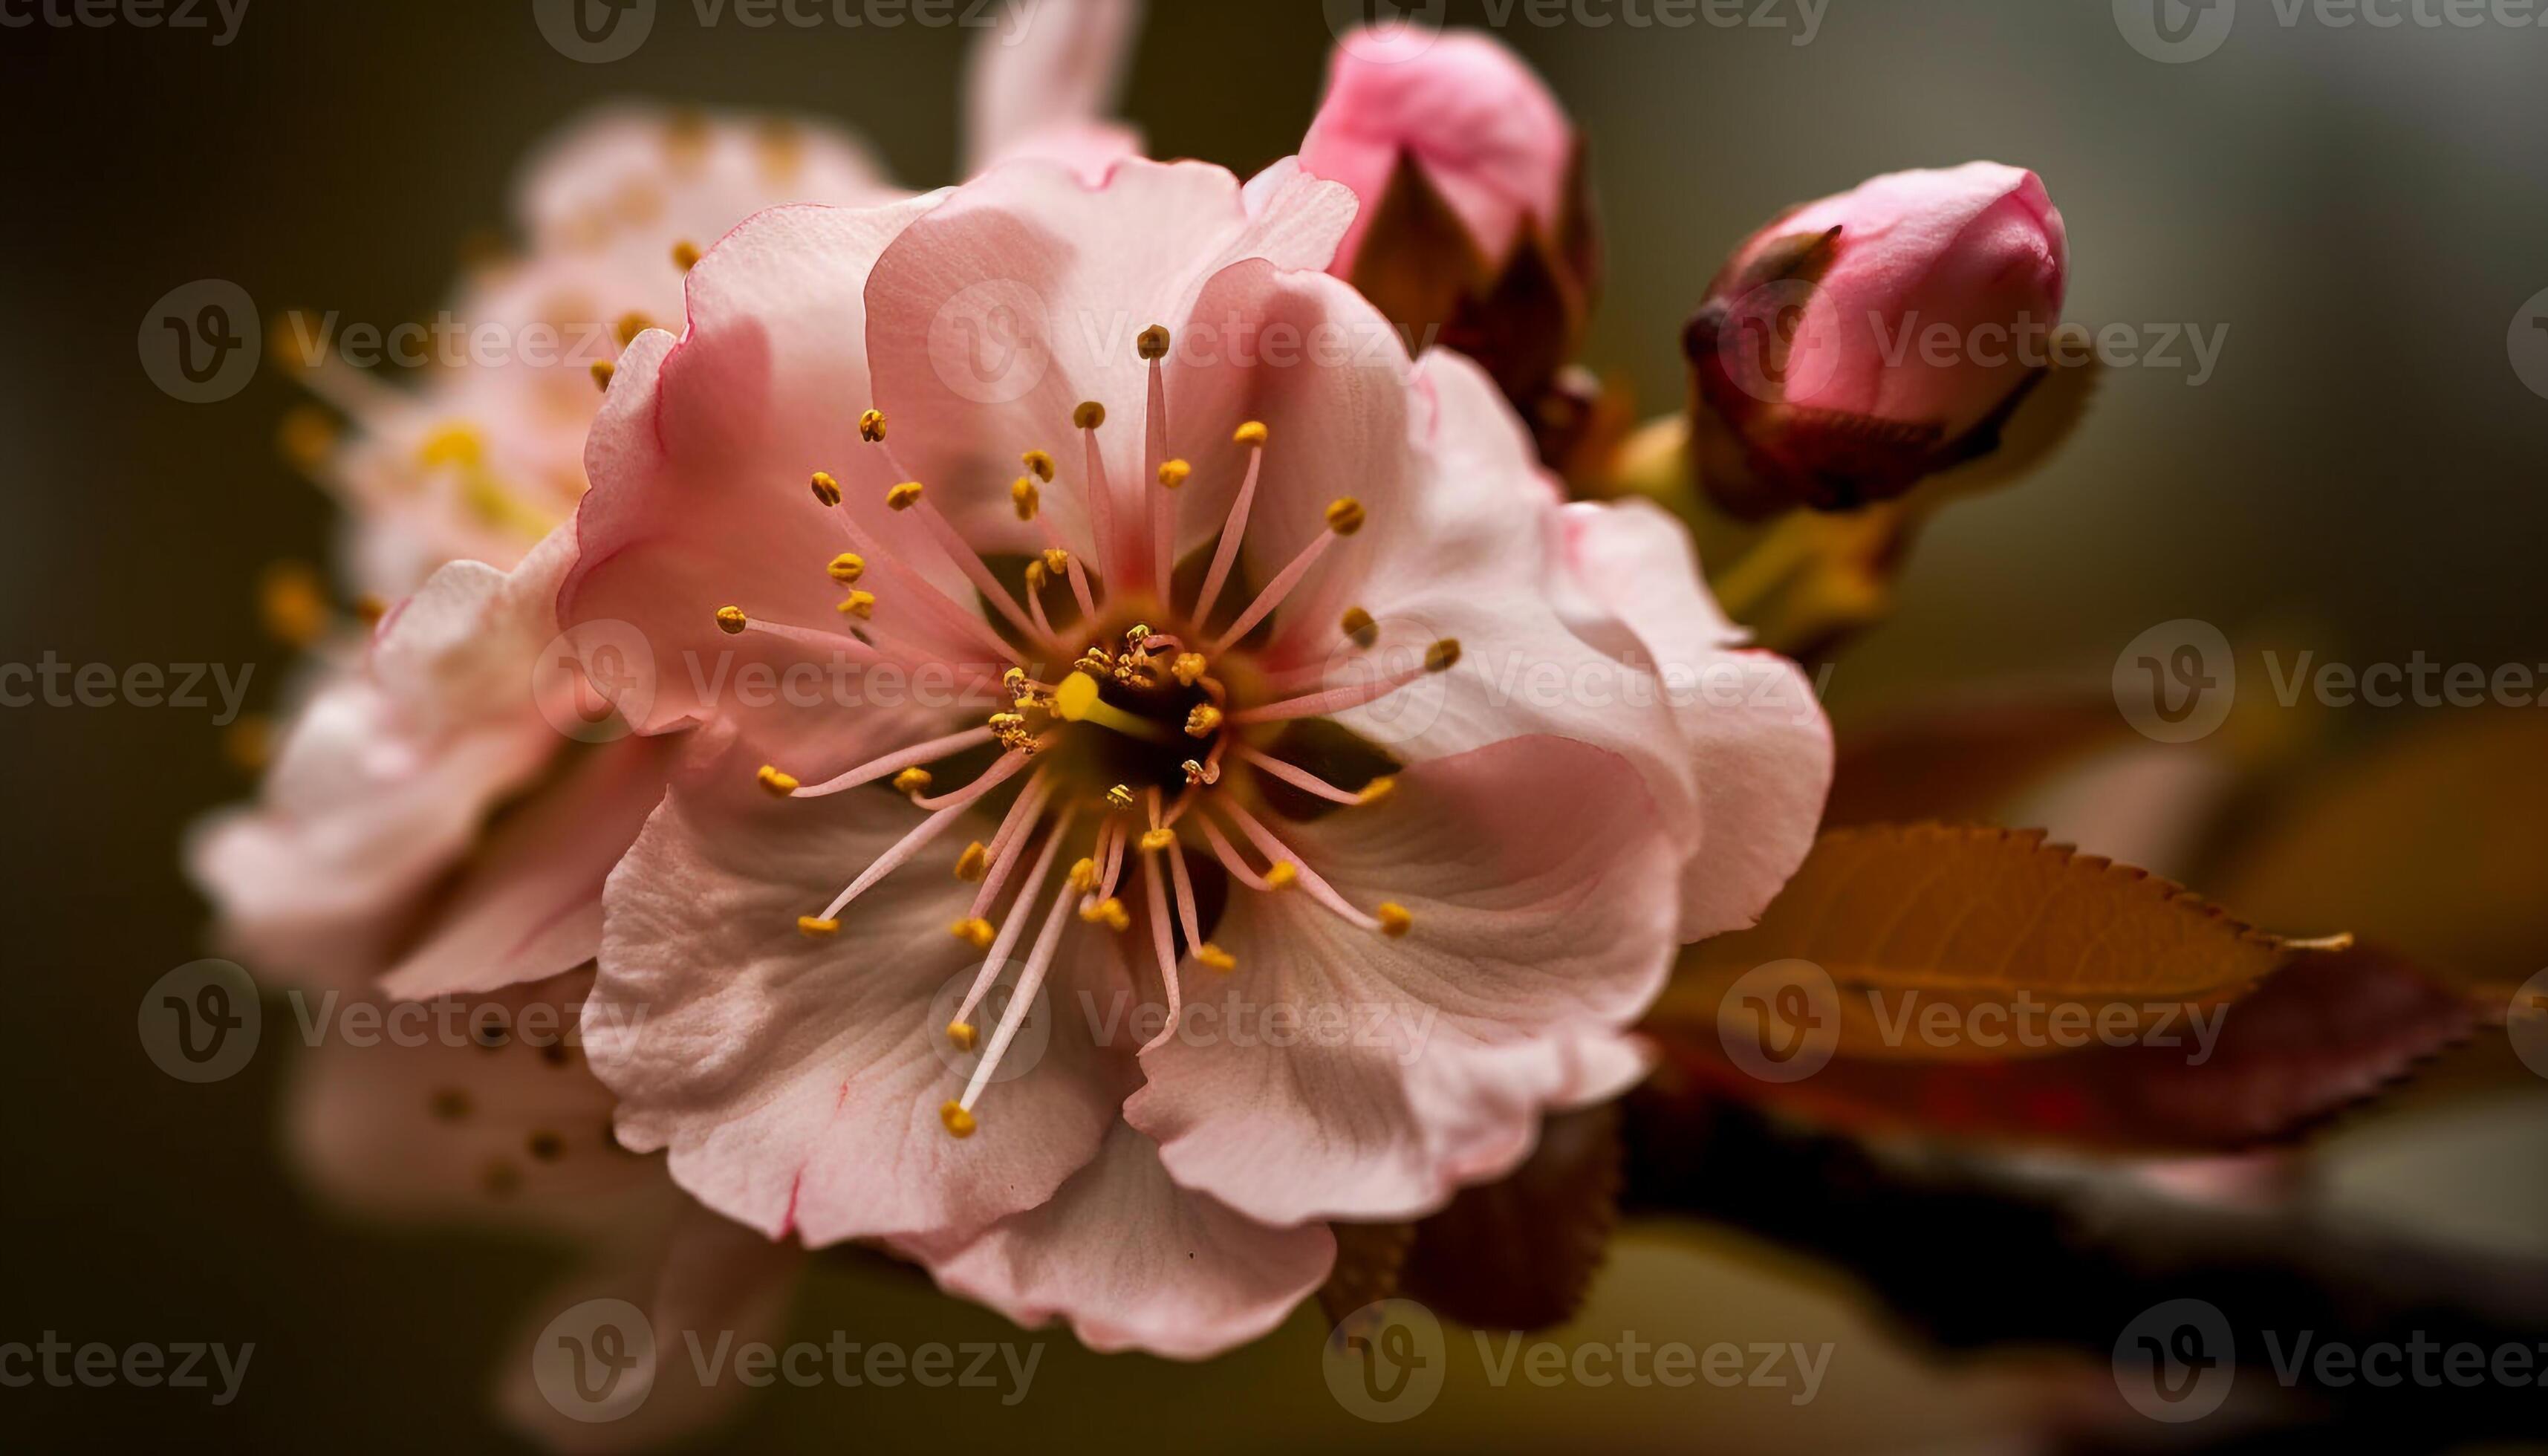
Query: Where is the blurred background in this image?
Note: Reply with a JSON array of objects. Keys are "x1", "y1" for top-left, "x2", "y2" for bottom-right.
[{"x1": 3, "y1": 0, "x2": 2544, "y2": 1450}]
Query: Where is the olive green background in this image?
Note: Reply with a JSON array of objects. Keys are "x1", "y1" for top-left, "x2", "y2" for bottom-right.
[{"x1": 4, "y1": 1, "x2": 2546, "y2": 1451}]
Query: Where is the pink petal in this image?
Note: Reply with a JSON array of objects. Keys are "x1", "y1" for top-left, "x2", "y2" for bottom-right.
[
  {"x1": 911, "y1": 1122, "x2": 1335, "y2": 1360},
  {"x1": 962, "y1": 0, "x2": 1147, "y2": 179},
  {"x1": 1125, "y1": 735, "x2": 1680, "y2": 1225}
]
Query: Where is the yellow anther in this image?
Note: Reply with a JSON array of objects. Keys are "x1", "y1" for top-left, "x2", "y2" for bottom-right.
[
  {"x1": 797, "y1": 916, "x2": 840, "y2": 937},
  {"x1": 354, "y1": 594, "x2": 388, "y2": 627},
  {"x1": 672, "y1": 239, "x2": 702, "y2": 271},
  {"x1": 1157, "y1": 458, "x2": 1192, "y2": 490},
  {"x1": 950, "y1": 917, "x2": 995, "y2": 950},
  {"x1": 1041, "y1": 547, "x2": 1071, "y2": 576},
  {"x1": 1426, "y1": 638, "x2": 1462, "y2": 672},
  {"x1": 836, "y1": 591, "x2": 877, "y2": 620},
  {"x1": 614, "y1": 311, "x2": 654, "y2": 347},
  {"x1": 810, "y1": 470, "x2": 843, "y2": 507},
  {"x1": 1185, "y1": 703, "x2": 1223, "y2": 739},
  {"x1": 590, "y1": 359, "x2": 616, "y2": 391},
  {"x1": 757, "y1": 765, "x2": 800, "y2": 797},
  {"x1": 1010, "y1": 475, "x2": 1041, "y2": 522},
  {"x1": 1139, "y1": 827, "x2": 1177, "y2": 853},
  {"x1": 1068, "y1": 857, "x2": 1100, "y2": 893},
  {"x1": 1169, "y1": 652, "x2": 1209, "y2": 686},
  {"x1": 1342, "y1": 607, "x2": 1377, "y2": 649},
  {"x1": 1195, "y1": 942, "x2": 1237, "y2": 973},
  {"x1": 1359, "y1": 776, "x2": 1397, "y2": 806},
  {"x1": 940, "y1": 1101, "x2": 977, "y2": 1139},
  {"x1": 1003, "y1": 666, "x2": 1027, "y2": 692},
  {"x1": 1021, "y1": 449, "x2": 1056, "y2": 481},
  {"x1": 885, "y1": 481, "x2": 926, "y2": 511},
  {"x1": 1182, "y1": 759, "x2": 1215, "y2": 786},
  {"x1": 1128, "y1": 623, "x2": 1154, "y2": 646},
  {"x1": 893, "y1": 767, "x2": 934, "y2": 796},
  {"x1": 1377, "y1": 902, "x2": 1414, "y2": 938},
  {"x1": 946, "y1": 1021, "x2": 979, "y2": 1052},
  {"x1": 828, "y1": 553, "x2": 866, "y2": 585},
  {"x1": 417, "y1": 424, "x2": 484, "y2": 469},
  {"x1": 715, "y1": 605, "x2": 749, "y2": 635},
  {"x1": 1024, "y1": 560, "x2": 1049, "y2": 592},
  {"x1": 1073, "y1": 401, "x2": 1106, "y2": 430},
  {"x1": 1326, "y1": 498, "x2": 1368, "y2": 536},
  {"x1": 859, "y1": 409, "x2": 888, "y2": 443},
  {"x1": 1079, "y1": 897, "x2": 1131, "y2": 932},
  {"x1": 955, "y1": 842, "x2": 989, "y2": 882},
  {"x1": 1264, "y1": 862, "x2": 1299, "y2": 890},
  {"x1": 1233, "y1": 420, "x2": 1268, "y2": 446},
  {"x1": 1137, "y1": 325, "x2": 1171, "y2": 361},
  {"x1": 1106, "y1": 784, "x2": 1136, "y2": 811}
]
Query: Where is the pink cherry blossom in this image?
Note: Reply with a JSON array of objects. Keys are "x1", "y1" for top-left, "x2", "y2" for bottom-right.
[
  {"x1": 559, "y1": 153, "x2": 1830, "y2": 1354},
  {"x1": 1299, "y1": 25, "x2": 1575, "y2": 279}
]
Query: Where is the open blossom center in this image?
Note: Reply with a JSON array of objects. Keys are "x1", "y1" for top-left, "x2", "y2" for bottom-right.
[{"x1": 712, "y1": 326, "x2": 1455, "y2": 1142}]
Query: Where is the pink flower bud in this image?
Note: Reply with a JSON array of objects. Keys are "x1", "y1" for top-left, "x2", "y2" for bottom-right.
[
  {"x1": 1299, "y1": 26, "x2": 1576, "y2": 281},
  {"x1": 1689, "y1": 162, "x2": 2068, "y2": 513}
]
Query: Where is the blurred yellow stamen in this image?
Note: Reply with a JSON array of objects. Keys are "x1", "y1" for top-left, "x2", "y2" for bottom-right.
[
  {"x1": 798, "y1": 917, "x2": 840, "y2": 937},
  {"x1": 715, "y1": 605, "x2": 748, "y2": 635},
  {"x1": 757, "y1": 766, "x2": 799, "y2": 796},
  {"x1": 950, "y1": 917, "x2": 995, "y2": 950},
  {"x1": 1326, "y1": 498, "x2": 1367, "y2": 536},
  {"x1": 1377, "y1": 903, "x2": 1413, "y2": 938},
  {"x1": 893, "y1": 767, "x2": 933, "y2": 796},
  {"x1": 940, "y1": 1101, "x2": 976, "y2": 1138},
  {"x1": 954, "y1": 842, "x2": 989, "y2": 882},
  {"x1": 1195, "y1": 943, "x2": 1237, "y2": 973}
]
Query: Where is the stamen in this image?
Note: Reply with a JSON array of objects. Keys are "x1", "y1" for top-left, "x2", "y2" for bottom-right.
[
  {"x1": 828, "y1": 553, "x2": 866, "y2": 584},
  {"x1": 894, "y1": 768, "x2": 933, "y2": 797},
  {"x1": 811, "y1": 471, "x2": 844, "y2": 508},
  {"x1": 798, "y1": 917, "x2": 839, "y2": 937},
  {"x1": 885, "y1": 481, "x2": 926, "y2": 511},
  {"x1": 1222, "y1": 801, "x2": 1388, "y2": 934},
  {"x1": 1169, "y1": 651, "x2": 1208, "y2": 686},
  {"x1": 951, "y1": 803, "x2": 1077, "y2": 1037},
  {"x1": 954, "y1": 851, "x2": 1086, "y2": 1123},
  {"x1": 716, "y1": 605, "x2": 749, "y2": 635},
  {"x1": 591, "y1": 360, "x2": 616, "y2": 391},
  {"x1": 1012, "y1": 476, "x2": 1041, "y2": 522},
  {"x1": 758, "y1": 766, "x2": 800, "y2": 796},
  {"x1": 616, "y1": 312, "x2": 654, "y2": 347},
  {"x1": 1378, "y1": 903, "x2": 1413, "y2": 938},
  {"x1": 815, "y1": 750, "x2": 1030, "y2": 921},
  {"x1": 672, "y1": 240, "x2": 702, "y2": 272},
  {"x1": 807, "y1": 472, "x2": 1021, "y2": 666},
  {"x1": 706, "y1": 610, "x2": 884, "y2": 662},
  {"x1": 901, "y1": 490, "x2": 1047, "y2": 645},
  {"x1": 1232, "y1": 639, "x2": 1460, "y2": 725},
  {"x1": 1192, "y1": 421, "x2": 1267, "y2": 626},
  {"x1": 1185, "y1": 703, "x2": 1223, "y2": 739},
  {"x1": 1078, "y1": 897, "x2": 1131, "y2": 932},
  {"x1": 908, "y1": 747, "x2": 1033, "y2": 812},
  {"x1": 1341, "y1": 607, "x2": 1377, "y2": 649},
  {"x1": 836, "y1": 590, "x2": 877, "y2": 620},
  {"x1": 1140, "y1": 855, "x2": 1186, "y2": 1054},
  {"x1": 1075, "y1": 402, "x2": 1122, "y2": 594},
  {"x1": 1238, "y1": 744, "x2": 1369, "y2": 806},
  {"x1": 1211, "y1": 498, "x2": 1363, "y2": 652},
  {"x1": 1140, "y1": 328, "x2": 1173, "y2": 597},
  {"x1": 788, "y1": 725, "x2": 994, "y2": 799},
  {"x1": 940, "y1": 1102, "x2": 976, "y2": 1138},
  {"x1": 1197, "y1": 817, "x2": 1289, "y2": 894},
  {"x1": 969, "y1": 773, "x2": 1056, "y2": 920},
  {"x1": 1021, "y1": 449, "x2": 1055, "y2": 481},
  {"x1": 955, "y1": 842, "x2": 989, "y2": 882},
  {"x1": 949, "y1": 918, "x2": 995, "y2": 950},
  {"x1": 859, "y1": 409, "x2": 888, "y2": 443}
]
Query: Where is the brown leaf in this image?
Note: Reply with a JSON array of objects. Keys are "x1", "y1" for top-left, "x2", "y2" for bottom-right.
[
  {"x1": 1654, "y1": 824, "x2": 2336, "y2": 1062},
  {"x1": 1647, "y1": 945, "x2": 2474, "y2": 1153},
  {"x1": 1397, "y1": 1102, "x2": 1623, "y2": 1332}
]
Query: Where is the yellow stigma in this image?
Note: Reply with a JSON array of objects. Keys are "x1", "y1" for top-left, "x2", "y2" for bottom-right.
[
  {"x1": 1342, "y1": 607, "x2": 1377, "y2": 649},
  {"x1": 1053, "y1": 672, "x2": 1175, "y2": 745},
  {"x1": 1326, "y1": 498, "x2": 1368, "y2": 536},
  {"x1": 1010, "y1": 476, "x2": 1041, "y2": 521},
  {"x1": 1195, "y1": 942, "x2": 1237, "y2": 973},
  {"x1": 672, "y1": 239, "x2": 702, "y2": 271},
  {"x1": 1107, "y1": 784, "x2": 1136, "y2": 811},
  {"x1": 1185, "y1": 703, "x2": 1223, "y2": 739},
  {"x1": 1139, "y1": 827, "x2": 1177, "y2": 853},
  {"x1": 894, "y1": 767, "x2": 934, "y2": 796},
  {"x1": 1053, "y1": 672, "x2": 1101, "y2": 722},
  {"x1": 715, "y1": 605, "x2": 749, "y2": 635},
  {"x1": 1377, "y1": 902, "x2": 1414, "y2": 938},
  {"x1": 1157, "y1": 458, "x2": 1192, "y2": 490},
  {"x1": 836, "y1": 591, "x2": 877, "y2": 620},
  {"x1": 590, "y1": 359, "x2": 616, "y2": 391},
  {"x1": 1137, "y1": 325, "x2": 1171, "y2": 361},
  {"x1": 757, "y1": 766, "x2": 799, "y2": 796},
  {"x1": 1426, "y1": 638, "x2": 1462, "y2": 672},
  {"x1": 1022, "y1": 448, "x2": 1056, "y2": 481},
  {"x1": 885, "y1": 481, "x2": 925, "y2": 511},
  {"x1": 797, "y1": 916, "x2": 840, "y2": 937},
  {"x1": 946, "y1": 1021, "x2": 979, "y2": 1052},
  {"x1": 828, "y1": 553, "x2": 866, "y2": 584},
  {"x1": 1067, "y1": 857, "x2": 1100, "y2": 894},
  {"x1": 1169, "y1": 652, "x2": 1208, "y2": 686},
  {"x1": 1073, "y1": 400, "x2": 1106, "y2": 430},
  {"x1": 940, "y1": 1101, "x2": 977, "y2": 1139},
  {"x1": 1079, "y1": 897, "x2": 1131, "y2": 932},
  {"x1": 1264, "y1": 862, "x2": 1299, "y2": 891},
  {"x1": 950, "y1": 917, "x2": 995, "y2": 950},
  {"x1": 1359, "y1": 776, "x2": 1397, "y2": 805},
  {"x1": 859, "y1": 409, "x2": 888, "y2": 443},
  {"x1": 955, "y1": 842, "x2": 989, "y2": 882},
  {"x1": 615, "y1": 311, "x2": 654, "y2": 347},
  {"x1": 1041, "y1": 547, "x2": 1072, "y2": 576},
  {"x1": 1233, "y1": 420, "x2": 1267, "y2": 446},
  {"x1": 810, "y1": 471, "x2": 843, "y2": 507}
]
